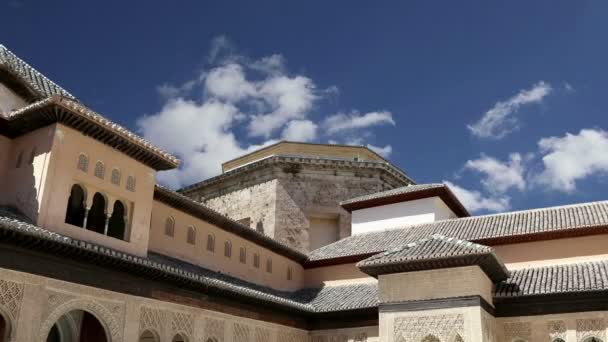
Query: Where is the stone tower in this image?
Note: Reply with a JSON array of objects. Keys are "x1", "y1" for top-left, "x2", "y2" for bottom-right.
[{"x1": 180, "y1": 142, "x2": 414, "y2": 252}]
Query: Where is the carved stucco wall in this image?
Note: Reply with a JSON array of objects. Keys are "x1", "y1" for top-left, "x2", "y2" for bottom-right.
[
  {"x1": 499, "y1": 316, "x2": 608, "y2": 342},
  {"x1": 393, "y1": 314, "x2": 465, "y2": 342}
]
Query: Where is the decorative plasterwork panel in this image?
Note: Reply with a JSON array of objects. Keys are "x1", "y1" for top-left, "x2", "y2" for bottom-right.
[
  {"x1": 577, "y1": 318, "x2": 606, "y2": 341},
  {"x1": 354, "y1": 333, "x2": 368, "y2": 342},
  {"x1": 205, "y1": 317, "x2": 225, "y2": 342},
  {"x1": 140, "y1": 306, "x2": 166, "y2": 338},
  {"x1": 503, "y1": 322, "x2": 531, "y2": 341},
  {"x1": 170, "y1": 311, "x2": 194, "y2": 338},
  {"x1": 277, "y1": 331, "x2": 309, "y2": 342},
  {"x1": 255, "y1": 327, "x2": 271, "y2": 342},
  {"x1": 233, "y1": 323, "x2": 250, "y2": 342},
  {"x1": 481, "y1": 310, "x2": 495, "y2": 342},
  {"x1": 547, "y1": 320, "x2": 566, "y2": 341},
  {"x1": 394, "y1": 314, "x2": 465, "y2": 341},
  {"x1": 0, "y1": 279, "x2": 24, "y2": 321}
]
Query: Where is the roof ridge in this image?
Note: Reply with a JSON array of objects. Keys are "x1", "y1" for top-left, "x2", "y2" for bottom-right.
[{"x1": 383, "y1": 233, "x2": 487, "y2": 257}]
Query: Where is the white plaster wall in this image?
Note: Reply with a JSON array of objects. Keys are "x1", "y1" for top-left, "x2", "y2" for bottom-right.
[
  {"x1": 0, "y1": 83, "x2": 27, "y2": 117},
  {"x1": 0, "y1": 135, "x2": 12, "y2": 204},
  {"x1": 351, "y1": 197, "x2": 456, "y2": 235}
]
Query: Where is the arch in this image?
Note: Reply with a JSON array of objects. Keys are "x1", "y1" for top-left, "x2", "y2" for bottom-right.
[
  {"x1": 139, "y1": 329, "x2": 160, "y2": 342},
  {"x1": 453, "y1": 334, "x2": 464, "y2": 342},
  {"x1": 15, "y1": 150, "x2": 23, "y2": 169},
  {"x1": 94, "y1": 161, "x2": 105, "y2": 179},
  {"x1": 108, "y1": 200, "x2": 126, "y2": 240},
  {"x1": 65, "y1": 184, "x2": 87, "y2": 227},
  {"x1": 165, "y1": 217, "x2": 175, "y2": 237},
  {"x1": 126, "y1": 176, "x2": 136, "y2": 192},
  {"x1": 77, "y1": 153, "x2": 89, "y2": 172},
  {"x1": 110, "y1": 169, "x2": 121, "y2": 186},
  {"x1": 266, "y1": 258, "x2": 272, "y2": 273},
  {"x1": 421, "y1": 335, "x2": 440, "y2": 342},
  {"x1": 187, "y1": 226, "x2": 196, "y2": 245},
  {"x1": 287, "y1": 266, "x2": 293, "y2": 280},
  {"x1": 224, "y1": 240, "x2": 232, "y2": 258},
  {"x1": 253, "y1": 253, "x2": 260, "y2": 268},
  {"x1": 172, "y1": 333, "x2": 188, "y2": 342},
  {"x1": 552, "y1": 339, "x2": 565, "y2": 342},
  {"x1": 40, "y1": 299, "x2": 120, "y2": 342},
  {"x1": 0, "y1": 309, "x2": 10, "y2": 342},
  {"x1": 86, "y1": 192, "x2": 107, "y2": 234},
  {"x1": 239, "y1": 247, "x2": 246, "y2": 264},
  {"x1": 206, "y1": 338, "x2": 218, "y2": 342},
  {"x1": 583, "y1": 338, "x2": 604, "y2": 342},
  {"x1": 206, "y1": 234, "x2": 215, "y2": 252}
]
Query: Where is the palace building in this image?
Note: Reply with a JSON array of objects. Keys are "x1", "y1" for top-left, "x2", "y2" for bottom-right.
[{"x1": 1, "y1": 44, "x2": 608, "y2": 342}]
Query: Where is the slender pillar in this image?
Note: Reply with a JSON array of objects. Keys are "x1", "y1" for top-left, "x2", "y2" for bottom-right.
[
  {"x1": 104, "y1": 215, "x2": 110, "y2": 236},
  {"x1": 82, "y1": 208, "x2": 90, "y2": 229}
]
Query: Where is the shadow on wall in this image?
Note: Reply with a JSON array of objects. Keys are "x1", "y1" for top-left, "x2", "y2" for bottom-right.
[{"x1": 5, "y1": 144, "x2": 45, "y2": 223}]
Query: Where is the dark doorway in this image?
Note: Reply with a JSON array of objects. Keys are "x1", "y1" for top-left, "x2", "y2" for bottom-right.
[
  {"x1": 46, "y1": 310, "x2": 108, "y2": 342},
  {"x1": 65, "y1": 184, "x2": 86, "y2": 227},
  {"x1": 107, "y1": 201, "x2": 126, "y2": 240},
  {"x1": 86, "y1": 193, "x2": 106, "y2": 234}
]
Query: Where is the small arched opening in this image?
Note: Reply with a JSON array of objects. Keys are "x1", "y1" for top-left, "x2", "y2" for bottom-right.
[
  {"x1": 139, "y1": 329, "x2": 160, "y2": 342},
  {"x1": 172, "y1": 333, "x2": 188, "y2": 342},
  {"x1": 46, "y1": 310, "x2": 108, "y2": 342},
  {"x1": 583, "y1": 338, "x2": 604, "y2": 342},
  {"x1": 553, "y1": 339, "x2": 565, "y2": 342},
  {"x1": 107, "y1": 200, "x2": 126, "y2": 240},
  {"x1": 86, "y1": 193, "x2": 107, "y2": 234},
  {"x1": 421, "y1": 335, "x2": 440, "y2": 342},
  {"x1": 65, "y1": 184, "x2": 86, "y2": 227},
  {"x1": 165, "y1": 217, "x2": 175, "y2": 237},
  {"x1": 187, "y1": 226, "x2": 196, "y2": 245}
]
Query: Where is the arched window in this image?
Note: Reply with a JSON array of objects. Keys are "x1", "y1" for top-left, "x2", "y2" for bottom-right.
[
  {"x1": 287, "y1": 266, "x2": 293, "y2": 280},
  {"x1": 253, "y1": 253, "x2": 260, "y2": 268},
  {"x1": 421, "y1": 335, "x2": 440, "y2": 342},
  {"x1": 206, "y1": 234, "x2": 215, "y2": 252},
  {"x1": 224, "y1": 241, "x2": 232, "y2": 258},
  {"x1": 77, "y1": 153, "x2": 89, "y2": 172},
  {"x1": 187, "y1": 226, "x2": 196, "y2": 245},
  {"x1": 126, "y1": 175, "x2": 136, "y2": 192},
  {"x1": 139, "y1": 329, "x2": 160, "y2": 342},
  {"x1": 165, "y1": 217, "x2": 175, "y2": 237},
  {"x1": 111, "y1": 168, "x2": 121, "y2": 185},
  {"x1": 108, "y1": 201, "x2": 126, "y2": 240},
  {"x1": 172, "y1": 334, "x2": 188, "y2": 342},
  {"x1": 239, "y1": 247, "x2": 246, "y2": 264},
  {"x1": 94, "y1": 161, "x2": 105, "y2": 179},
  {"x1": 65, "y1": 184, "x2": 86, "y2": 227},
  {"x1": 86, "y1": 192, "x2": 107, "y2": 234},
  {"x1": 266, "y1": 258, "x2": 272, "y2": 273},
  {"x1": 552, "y1": 339, "x2": 565, "y2": 342},
  {"x1": 583, "y1": 338, "x2": 604, "y2": 342},
  {"x1": 15, "y1": 150, "x2": 23, "y2": 168},
  {"x1": 46, "y1": 309, "x2": 108, "y2": 342},
  {"x1": 28, "y1": 147, "x2": 36, "y2": 164}
]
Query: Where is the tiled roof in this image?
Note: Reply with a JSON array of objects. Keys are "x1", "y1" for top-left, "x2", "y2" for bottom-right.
[
  {"x1": 308, "y1": 201, "x2": 608, "y2": 262},
  {"x1": 495, "y1": 260, "x2": 608, "y2": 298},
  {"x1": 154, "y1": 185, "x2": 308, "y2": 262},
  {"x1": 3, "y1": 96, "x2": 179, "y2": 170},
  {"x1": 0, "y1": 45, "x2": 75, "y2": 100},
  {"x1": 0, "y1": 211, "x2": 374, "y2": 313},
  {"x1": 340, "y1": 183, "x2": 469, "y2": 217},
  {"x1": 341, "y1": 183, "x2": 444, "y2": 206},
  {"x1": 357, "y1": 234, "x2": 509, "y2": 282}
]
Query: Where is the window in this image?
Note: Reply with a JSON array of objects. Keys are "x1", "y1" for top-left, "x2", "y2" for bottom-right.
[
  {"x1": 239, "y1": 247, "x2": 246, "y2": 264},
  {"x1": 237, "y1": 217, "x2": 251, "y2": 227},
  {"x1": 77, "y1": 153, "x2": 88, "y2": 172},
  {"x1": 108, "y1": 200, "x2": 127, "y2": 240},
  {"x1": 206, "y1": 234, "x2": 215, "y2": 252},
  {"x1": 28, "y1": 147, "x2": 36, "y2": 164},
  {"x1": 15, "y1": 150, "x2": 23, "y2": 168},
  {"x1": 94, "y1": 161, "x2": 105, "y2": 179},
  {"x1": 126, "y1": 175, "x2": 136, "y2": 192},
  {"x1": 552, "y1": 339, "x2": 565, "y2": 342},
  {"x1": 224, "y1": 241, "x2": 232, "y2": 258},
  {"x1": 86, "y1": 192, "x2": 107, "y2": 234},
  {"x1": 287, "y1": 266, "x2": 293, "y2": 280},
  {"x1": 164, "y1": 217, "x2": 175, "y2": 237},
  {"x1": 65, "y1": 184, "x2": 86, "y2": 227},
  {"x1": 253, "y1": 254, "x2": 260, "y2": 268},
  {"x1": 266, "y1": 258, "x2": 272, "y2": 273},
  {"x1": 111, "y1": 168, "x2": 121, "y2": 185},
  {"x1": 187, "y1": 226, "x2": 196, "y2": 245}
]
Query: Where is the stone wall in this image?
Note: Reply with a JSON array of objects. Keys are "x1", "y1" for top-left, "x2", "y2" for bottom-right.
[{"x1": 187, "y1": 159, "x2": 408, "y2": 252}]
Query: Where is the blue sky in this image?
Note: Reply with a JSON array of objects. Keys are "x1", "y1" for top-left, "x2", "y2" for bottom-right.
[{"x1": 2, "y1": 1, "x2": 608, "y2": 213}]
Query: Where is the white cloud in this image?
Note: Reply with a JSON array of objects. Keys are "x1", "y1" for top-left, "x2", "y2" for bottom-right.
[
  {"x1": 324, "y1": 111, "x2": 395, "y2": 134},
  {"x1": 536, "y1": 129, "x2": 608, "y2": 192},
  {"x1": 443, "y1": 181, "x2": 510, "y2": 213},
  {"x1": 367, "y1": 144, "x2": 392, "y2": 158},
  {"x1": 138, "y1": 36, "x2": 394, "y2": 188},
  {"x1": 281, "y1": 120, "x2": 318, "y2": 142},
  {"x1": 468, "y1": 81, "x2": 552, "y2": 139},
  {"x1": 464, "y1": 153, "x2": 526, "y2": 193}
]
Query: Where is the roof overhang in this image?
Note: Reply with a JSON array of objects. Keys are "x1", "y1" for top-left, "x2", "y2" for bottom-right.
[{"x1": 0, "y1": 96, "x2": 179, "y2": 171}]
